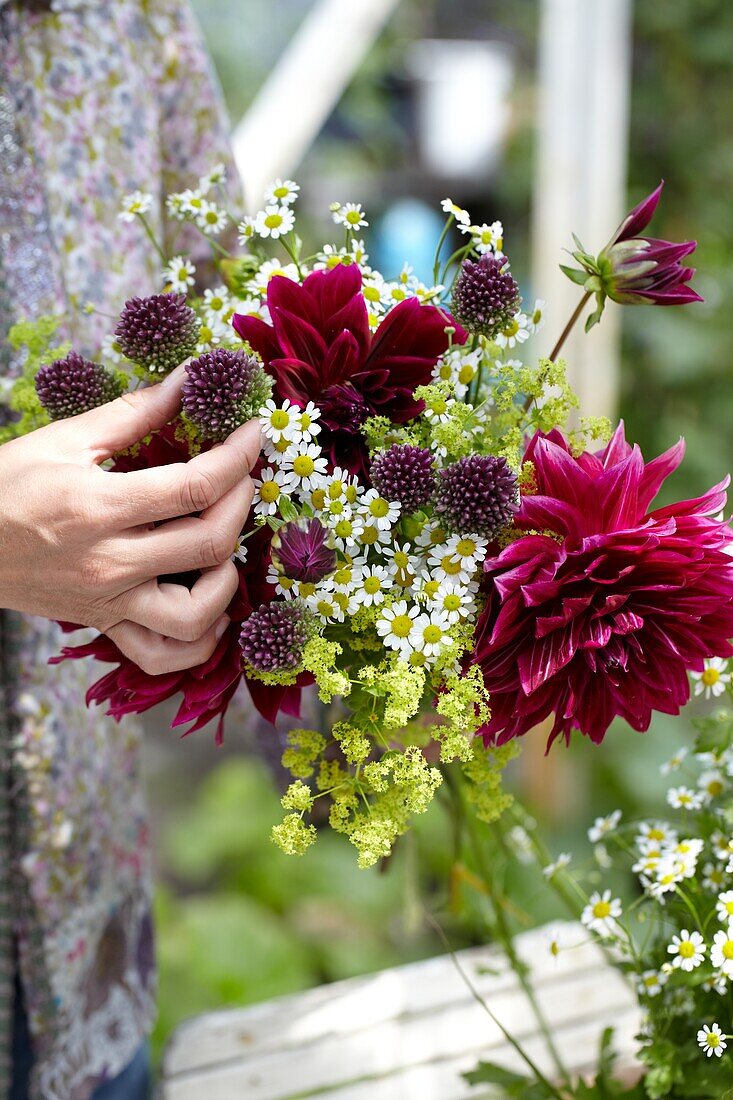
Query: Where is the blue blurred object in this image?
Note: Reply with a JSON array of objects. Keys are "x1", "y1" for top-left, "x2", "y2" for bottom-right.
[{"x1": 372, "y1": 199, "x2": 448, "y2": 286}]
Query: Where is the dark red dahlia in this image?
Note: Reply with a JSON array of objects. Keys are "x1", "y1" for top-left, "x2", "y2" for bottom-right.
[
  {"x1": 36, "y1": 351, "x2": 124, "y2": 419},
  {"x1": 232, "y1": 264, "x2": 465, "y2": 473},
  {"x1": 472, "y1": 424, "x2": 733, "y2": 747}
]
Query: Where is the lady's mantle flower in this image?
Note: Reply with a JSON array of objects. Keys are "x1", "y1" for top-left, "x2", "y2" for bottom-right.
[
  {"x1": 115, "y1": 293, "x2": 199, "y2": 374},
  {"x1": 239, "y1": 600, "x2": 315, "y2": 674},
  {"x1": 182, "y1": 349, "x2": 272, "y2": 441},
  {"x1": 271, "y1": 519, "x2": 336, "y2": 584},
  {"x1": 711, "y1": 927, "x2": 733, "y2": 977},
  {"x1": 668, "y1": 929, "x2": 706, "y2": 972},
  {"x1": 581, "y1": 890, "x2": 622, "y2": 937},
  {"x1": 691, "y1": 657, "x2": 731, "y2": 699},
  {"x1": 472, "y1": 425, "x2": 733, "y2": 747},
  {"x1": 698, "y1": 1023, "x2": 727, "y2": 1058},
  {"x1": 35, "y1": 352, "x2": 124, "y2": 419},
  {"x1": 562, "y1": 181, "x2": 702, "y2": 331},
  {"x1": 436, "y1": 454, "x2": 519, "y2": 540}
]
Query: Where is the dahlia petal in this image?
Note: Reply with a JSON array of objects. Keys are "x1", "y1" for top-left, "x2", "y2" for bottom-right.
[
  {"x1": 231, "y1": 313, "x2": 281, "y2": 363},
  {"x1": 269, "y1": 306, "x2": 328, "y2": 367},
  {"x1": 614, "y1": 181, "x2": 664, "y2": 243}
]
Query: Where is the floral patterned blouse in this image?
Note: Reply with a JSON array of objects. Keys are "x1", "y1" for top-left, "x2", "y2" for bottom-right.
[{"x1": 0, "y1": 2, "x2": 239, "y2": 1096}]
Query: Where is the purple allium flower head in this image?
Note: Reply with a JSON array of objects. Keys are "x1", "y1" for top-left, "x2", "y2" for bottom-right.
[
  {"x1": 562, "y1": 182, "x2": 703, "y2": 315},
  {"x1": 451, "y1": 254, "x2": 521, "y2": 338},
  {"x1": 182, "y1": 348, "x2": 272, "y2": 441},
  {"x1": 35, "y1": 351, "x2": 124, "y2": 420},
  {"x1": 271, "y1": 519, "x2": 337, "y2": 584},
  {"x1": 115, "y1": 292, "x2": 200, "y2": 374},
  {"x1": 370, "y1": 444, "x2": 435, "y2": 513},
  {"x1": 436, "y1": 454, "x2": 519, "y2": 539},
  {"x1": 239, "y1": 600, "x2": 314, "y2": 674}
]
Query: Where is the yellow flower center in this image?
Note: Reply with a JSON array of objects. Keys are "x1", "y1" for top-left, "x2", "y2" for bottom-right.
[
  {"x1": 438, "y1": 364, "x2": 452, "y2": 381},
  {"x1": 724, "y1": 901, "x2": 733, "y2": 915},
  {"x1": 423, "y1": 624, "x2": 443, "y2": 644},
  {"x1": 364, "y1": 576, "x2": 381, "y2": 595},
  {"x1": 293, "y1": 455, "x2": 315, "y2": 477},
  {"x1": 311, "y1": 489, "x2": 326, "y2": 509},
  {"x1": 643, "y1": 975, "x2": 658, "y2": 989},
  {"x1": 360, "y1": 526, "x2": 379, "y2": 545},
  {"x1": 503, "y1": 318, "x2": 519, "y2": 338},
  {"x1": 708, "y1": 1033, "x2": 721, "y2": 1048},
  {"x1": 345, "y1": 485, "x2": 358, "y2": 504},
  {"x1": 271, "y1": 410, "x2": 289, "y2": 430},
  {"x1": 328, "y1": 500, "x2": 345, "y2": 516},
  {"x1": 260, "y1": 481, "x2": 279, "y2": 503},
  {"x1": 335, "y1": 520, "x2": 353, "y2": 538},
  {"x1": 317, "y1": 600, "x2": 334, "y2": 617},
  {"x1": 409, "y1": 650, "x2": 427, "y2": 667},
  {"x1": 708, "y1": 780, "x2": 724, "y2": 797},
  {"x1": 346, "y1": 210, "x2": 362, "y2": 225},
  {"x1": 363, "y1": 286, "x2": 381, "y2": 303},
  {"x1": 458, "y1": 364, "x2": 476, "y2": 384},
  {"x1": 391, "y1": 615, "x2": 413, "y2": 639},
  {"x1": 443, "y1": 594, "x2": 461, "y2": 612},
  {"x1": 334, "y1": 567, "x2": 352, "y2": 586},
  {"x1": 369, "y1": 498, "x2": 390, "y2": 518},
  {"x1": 647, "y1": 828, "x2": 665, "y2": 841},
  {"x1": 441, "y1": 556, "x2": 462, "y2": 576},
  {"x1": 430, "y1": 397, "x2": 447, "y2": 415},
  {"x1": 423, "y1": 580, "x2": 440, "y2": 598},
  {"x1": 273, "y1": 186, "x2": 290, "y2": 199},
  {"x1": 333, "y1": 592, "x2": 349, "y2": 611},
  {"x1": 328, "y1": 480, "x2": 344, "y2": 499},
  {"x1": 265, "y1": 213, "x2": 284, "y2": 230},
  {"x1": 679, "y1": 941, "x2": 696, "y2": 958},
  {"x1": 456, "y1": 538, "x2": 477, "y2": 558},
  {"x1": 394, "y1": 551, "x2": 409, "y2": 569},
  {"x1": 703, "y1": 668, "x2": 721, "y2": 686},
  {"x1": 592, "y1": 900, "x2": 611, "y2": 919},
  {"x1": 723, "y1": 940, "x2": 733, "y2": 961},
  {"x1": 299, "y1": 583, "x2": 316, "y2": 598},
  {"x1": 300, "y1": 413, "x2": 312, "y2": 429}
]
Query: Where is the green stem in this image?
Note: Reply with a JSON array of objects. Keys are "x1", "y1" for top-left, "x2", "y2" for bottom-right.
[
  {"x1": 425, "y1": 913, "x2": 568, "y2": 1100},
  {"x1": 432, "y1": 216, "x2": 454, "y2": 285},
  {"x1": 137, "y1": 213, "x2": 168, "y2": 266}
]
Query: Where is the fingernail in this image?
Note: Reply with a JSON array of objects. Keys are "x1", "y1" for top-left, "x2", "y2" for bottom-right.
[
  {"x1": 161, "y1": 362, "x2": 188, "y2": 388},
  {"x1": 214, "y1": 615, "x2": 230, "y2": 641}
]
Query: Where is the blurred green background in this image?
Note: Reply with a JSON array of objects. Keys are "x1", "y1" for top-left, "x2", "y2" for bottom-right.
[{"x1": 147, "y1": 0, "x2": 733, "y2": 1060}]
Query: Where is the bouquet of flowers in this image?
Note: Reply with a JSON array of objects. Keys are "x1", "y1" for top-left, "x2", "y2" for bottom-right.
[{"x1": 5, "y1": 169, "x2": 733, "y2": 876}]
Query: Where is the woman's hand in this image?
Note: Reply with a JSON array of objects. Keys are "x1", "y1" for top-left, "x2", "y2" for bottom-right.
[{"x1": 0, "y1": 364, "x2": 261, "y2": 675}]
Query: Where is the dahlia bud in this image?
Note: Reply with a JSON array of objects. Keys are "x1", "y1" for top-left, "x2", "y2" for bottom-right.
[
  {"x1": 239, "y1": 600, "x2": 315, "y2": 674},
  {"x1": 561, "y1": 182, "x2": 702, "y2": 331},
  {"x1": 35, "y1": 351, "x2": 124, "y2": 420},
  {"x1": 451, "y1": 254, "x2": 521, "y2": 339},
  {"x1": 182, "y1": 349, "x2": 272, "y2": 441},
  {"x1": 370, "y1": 444, "x2": 435, "y2": 513},
  {"x1": 436, "y1": 454, "x2": 519, "y2": 539},
  {"x1": 270, "y1": 519, "x2": 337, "y2": 584},
  {"x1": 115, "y1": 292, "x2": 199, "y2": 375}
]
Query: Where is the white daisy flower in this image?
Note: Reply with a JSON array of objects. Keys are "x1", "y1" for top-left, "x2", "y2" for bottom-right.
[
  {"x1": 253, "y1": 467, "x2": 285, "y2": 517},
  {"x1": 542, "y1": 853, "x2": 571, "y2": 879},
  {"x1": 353, "y1": 565, "x2": 390, "y2": 608},
  {"x1": 329, "y1": 559, "x2": 364, "y2": 596},
  {"x1": 202, "y1": 286, "x2": 232, "y2": 318},
  {"x1": 699, "y1": 769, "x2": 726, "y2": 801},
  {"x1": 422, "y1": 389, "x2": 453, "y2": 425},
  {"x1": 633, "y1": 848, "x2": 661, "y2": 877},
  {"x1": 330, "y1": 511, "x2": 365, "y2": 551},
  {"x1": 697, "y1": 1022, "x2": 727, "y2": 1058},
  {"x1": 703, "y1": 863, "x2": 729, "y2": 893},
  {"x1": 376, "y1": 601, "x2": 421, "y2": 657},
  {"x1": 232, "y1": 538, "x2": 248, "y2": 565},
  {"x1": 163, "y1": 255, "x2": 196, "y2": 293},
  {"x1": 710, "y1": 928, "x2": 733, "y2": 976},
  {"x1": 360, "y1": 489, "x2": 401, "y2": 531},
  {"x1": 588, "y1": 810, "x2": 622, "y2": 844},
  {"x1": 668, "y1": 929, "x2": 706, "y2": 972},
  {"x1": 251, "y1": 259, "x2": 300, "y2": 296},
  {"x1": 580, "y1": 890, "x2": 622, "y2": 938},
  {"x1": 527, "y1": 299, "x2": 547, "y2": 335},
  {"x1": 445, "y1": 533, "x2": 489, "y2": 569},
  {"x1": 355, "y1": 519, "x2": 391, "y2": 553},
  {"x1": 254, "y1": 204, "x2": 295, "y2": 240},
  {"x1": 703, "y1": 973, "x2": 729, "y2": 996},
  {"x1": 280, "y1": 442, "x2": 328, "y2": 494},
  {"x1": 429, "y1": 580, "x2": 477, "y2": 625},
  {"x1": 661, "y1": 746, "x2": 689, "y2": 775},
  {"x1": 416, "y1": 521, "x2": 449, "y2": 551},
  {"x1": 237, "y1": 216, "x2": 256, "y2": 243},
  {"x1": 119, "y1": 190, "x2": 153, "y2": 222},
  {"x1": 647, "y1": 856, "x2": 689, "y2": 900},
  {"x1": 711, "y1": 832, "x2": 733, "y2": 862},
  {"x1": 260, "y1": 398, "x2": 302, "y2": 444},
  {"x1": 440, "y1": 198, "x2": 471, "y2": 226},
  {"x1": 166, "y1": 191, "x2": 188, "y2": 221},
  {"x1": 716, "y1": 891, "x2": 733, "y2": 925},
  {"x1": 176, "y1": 188, "x2": 206, "y2": 217},
  {"x1": 362, "y1": 271, "x2": 390, "y2": 315},
  {"x1": 382, "y1": 543, "x2": 419, "y2": 589},
  {"x1": 332, "y1": 202, "x2": 368, "y2": 231},
  {"x1": 199, "y1": 163, "x2": 227, "y2": 193},
  {"x1": 293, "y1": 401, "x2": 321, "y2": 442},
  {"x1": 494, "y1": 312, "x2": 530, "y2": 349},
  {"x1": 667, "y1": 786, "x2": 704, "y2": 811},
  {"x1": 636, "y1": 821, "x2": 678, "y2": 848},
  {"x1": 196, "y1": 200, "x2": 228, "y2": 235},
  {"x1": 691, "y1": 657, "x2": 731, "y2": 699},
  {"x1": 264, "y1": 178, "x2": 300, "y2": 205},
  {"x1": 459, "y1": 220, "x2": 504, "y2": 254},
  {"x1": 321, "y1": 467, "x2": 359, "y2": 505},
  {"x1": 426, "y1": 546, "x2": 477, "y2": 586},
  {"x1": 636, "y1": 969, "x2": 668, "y2": 998},
  {"x1": 305, "y1": 589, "x2": 346, "y2": 623},
  {"x1": 410, "y1": 609, "x2": 452, "y2": 660}
]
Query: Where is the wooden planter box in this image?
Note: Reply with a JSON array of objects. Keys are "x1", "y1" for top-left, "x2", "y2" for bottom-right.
[{"x1": 162, "y1": 920, "x2": 641, "y2": 1099}]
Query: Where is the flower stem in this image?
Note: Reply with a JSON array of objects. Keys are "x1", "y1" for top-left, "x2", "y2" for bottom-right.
[
  {"x1": 432, "y1": 216, "x2": 454, "y2": 285},
  {"x1": 136, "y1": 213, "x2": 168, "y2": 266}
]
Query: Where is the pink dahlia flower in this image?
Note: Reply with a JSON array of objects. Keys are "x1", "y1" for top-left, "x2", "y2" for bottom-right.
[
  {"x1": 232, "y1": 263, "x2": 464, "y2": 473},
  {"x1": 472, "y1": 425, "x2": 733, "y2": 747}
]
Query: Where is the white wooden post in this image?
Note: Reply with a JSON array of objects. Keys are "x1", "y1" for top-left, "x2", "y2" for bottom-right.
[
  {"x1": 531, "y1": 0, "x2": 633, "y2": 420},
  {"x1": 231, "y1": 0, "x2": 403, "y2": 211}
]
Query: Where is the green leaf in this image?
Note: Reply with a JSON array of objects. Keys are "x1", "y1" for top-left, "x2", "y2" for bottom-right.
[
  {"x1": 560, "y1": 263, "x2": 589, "y2": 287},
  {"x1": 692, "y1": 707, "x2": 733, "y2": 755},
  {"x1": 462, "y1": 1061, "x2": 553, "y2": 1098}
]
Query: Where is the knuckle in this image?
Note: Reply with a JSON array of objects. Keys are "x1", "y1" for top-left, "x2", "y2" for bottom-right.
[
  {"x1": 136, "y1": 647, "x2": 169, "y2": 677},
  {"x1": 179, "y1": 606, "x2": 209, "y2": 643},
  {"x1": 198, "y1": 528, "x2": 232, "y2": 568},
  {"x1": 181, "y1": 468, "x2": 220, "y2": 513}
]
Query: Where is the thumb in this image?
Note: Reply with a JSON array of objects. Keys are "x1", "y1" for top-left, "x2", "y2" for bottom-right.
[{"x1": 62, "y1": 363, "x2": 188, "y2": 462}]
